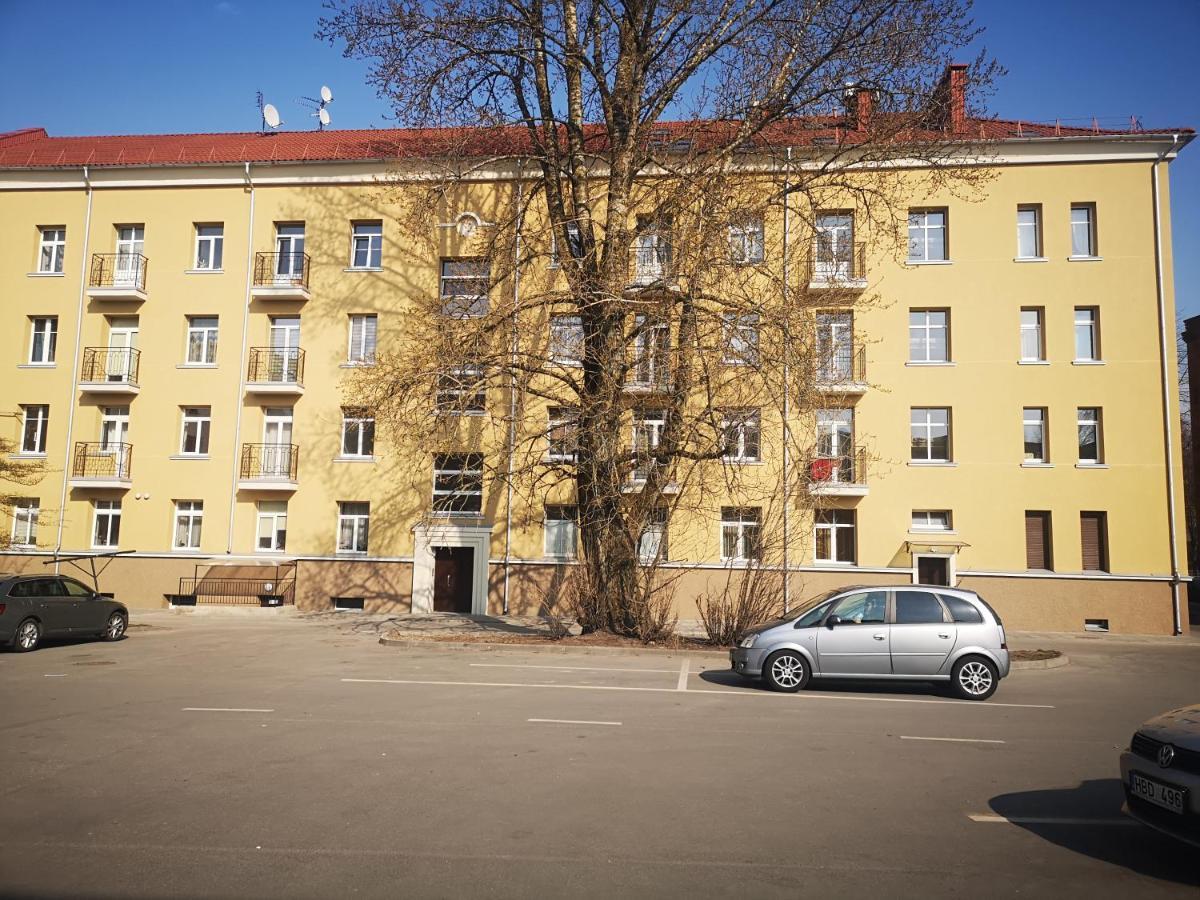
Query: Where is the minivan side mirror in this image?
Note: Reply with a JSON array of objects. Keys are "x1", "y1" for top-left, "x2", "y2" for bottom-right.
[{"x1": 826, "y1": 615, "x2": 843, "y2": 628}]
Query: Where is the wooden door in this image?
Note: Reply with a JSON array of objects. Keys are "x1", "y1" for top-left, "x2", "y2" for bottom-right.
[
  {"x1": 433, "y1": 546, "x2": 474, "y2": 613},
  {"x1": 917, "y1": 556, "x2": 949, "y2": 586}
]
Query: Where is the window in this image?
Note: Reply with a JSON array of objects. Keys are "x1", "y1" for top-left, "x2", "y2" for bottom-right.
[
  {"x1": 186, "y1": 316, "x2": 219, "y2": 365},
  {"x1": 910, "y1": 407, "x2": 950, "y2": 462},
  {"x1": 546, "y1": 406, "x2": 578, "y2": 462},
  {"x1": 634, "y1": 217, "x2": 672, "y2": 282},
  {"x1": 549, "y1": 223, "x2": 582, "y2": 268},
  {"x1": 173, "y1": 500, "x2": 203, "y2": 550},
  {"x1": 194, "y1": 224, "x2": 224, "y2": 270},
  {"x1": 909, "y1": 310, "x2": 949, "y2": 363},
  {"x1": 1080, "y1": 511, "x2": 1109, "y2": 572},
  {"x1": 632, "y1": 317, "x2": 670, "y2": 385},
  {"x1": 638, "y1": 507, "x2": 668, "y2": 563},
  {"x1": 544, "y1": 505, "x2": 578, "y2": 559},
  {"x1": 829, "y1": 589, "x2": 885, "y2": 623},
  {"x1": 814, "y1": 509, "x2": 856, "y2": 563},
  {"x1": 721, "y1": 507, "x2": 762, "y2": 561},
  {"x1": 337, "y1": 502, "x2": 370, "y2": 554},
  {"x1": 1016, "y1": 205, "x2": 1042, "y2": 258},
  {"x1": 433, "y1": 453, "x2": 483, "y2": 514},
  {"x1": 1070, "y1": 204, "x2": 1097, "y2": 257},
  {"x1": 29, "y1": 316, "x2": 57, "y2": 364},
  {"x1": 274, "y1": 223, "x2": 306, "y2": 280},
  {"x1": 20, "y1": 405, "x2": 49, "y2": 454},
  {"x1": 440, "y1": 259, "x2": 490, "y2": 317},
  {"x1": 1025, "y1": 511, "x2": 1053, "y2": 570},
  {"x1": 179, "y1": 407, "x2": 211, "y2": 456},
  {"x1": 907, "y1": 209, "x2": 947, "y2": 261},
  {"x1": 38, "y1": 227, "x2": 66, "y2": 273},
  {"x1": 942, "y1": 594, "x2": 984, "y2": 624},
  {"x1": 1077, "y1": 408, "x2": 1102, "y2": 464},
  {"x1": 11, "y1": 498, "x2": 38, "y2": 547},
  {"x1": 722, "y1": 409, "x2": 761, "y2": 462},
  {"x1": 436, "y1": 366, "x2": 486, "y2": 413},
  {"x1": 729, "y1": 217, "x2": 764, "y2": 264},
  {"x1": 549, "y1": 315, "x2": 583, "y2": 366},
  {"x1": 1023, "y1": 408, "x2": 1047, "y2": 463},
  {"x1": 347, "y1": 314, "x2": 378, "y2": 364},
  {"x1": 341, "y1": 408, "x2": 375, "y2": 458},
  {"x1": 723, "y1": 313, "x2": 759, "y2": 366},
  {"x1": 895, "y1": 590, "x2": 946, "y2": 624},
  {"x1": 911, "y1": 510, "x2": 952, "y2": 532},
  {"x1": 1020, "y1": 308, "x2": 1045, "y2": 362},
  {"x1": 92, "y1": 500, "x2": 121, "y2": 549},
  {"x1": 632, "y1": 410, "x2": 666, "y2": 479},
  {"x1": 256, "y1": 501, "x2": 288, "y2": 552},
  {"x1": 1074, "y1": 308, "x2": 1100, "y2": 361},
  {"x1": 350, "y1": 222, "x2": 383, "y2": 269}
]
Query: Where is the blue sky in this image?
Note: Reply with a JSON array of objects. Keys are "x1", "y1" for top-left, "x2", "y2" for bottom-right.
[{"x1": 2, "y1": 0, "x2": 1196, "y2": 316}]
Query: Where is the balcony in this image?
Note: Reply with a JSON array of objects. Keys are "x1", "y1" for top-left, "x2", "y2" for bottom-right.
[
  {"x1": 70, "y1": 442, "x2": 132, "y2": 489},
  {"x1": 88, "y1": 253, "x2": 148, "y2": 300},
  {"x1": 245, "y1": 347, "x2": 305, "y2": 396},
  {"x1": 807, "y1": 449, "x2": 869, "y2": 497},
  {"x1": 251, "y1": 252, "x2": 311, "y2": 300},
  {"x1": 814, "y1": 345, "x2": 867, "y2": 394},
  {"x1": 237, "y1": 443, "x2": 299, "y2": 491},
  {"x1": 626, "y1": 242, "x2": 677, "y2": 290},
  {"x1": 78, "y1": 347, "x2": 141, "y2": 395},
  {"x1": 808, "y1": 242, "x2": 867, "y2": 289}
]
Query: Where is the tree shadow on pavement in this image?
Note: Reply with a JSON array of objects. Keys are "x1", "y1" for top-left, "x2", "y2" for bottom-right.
[{"x1": 988, "y1": 779, "x2": 1199, "y2": 887}]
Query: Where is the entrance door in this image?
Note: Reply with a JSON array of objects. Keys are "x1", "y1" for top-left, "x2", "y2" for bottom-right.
[
  {"x1": 432, "y1": 546, "x2": 474, "y2": 613},
  {"x1": 269, "y1": 316, "x2": 301, "y2": 382},
  {"x1": 814, "y1": 214, "x2": 853, "y2": 281},
  {"x1": 917, "y1": 556, "x2": 951, "y2": 586},
  {"x1": 115, "y1": 226, "x2": 144, "y2": 286},
  {"x1": 275, "y1": 225, "x2": 306, "y2": 282},
  {"x1": 261, "y1": 408, "x2": 293, "y2": 477},
  {"x1": 107, "y1": 317, "x2": 139, "y2": 382}
]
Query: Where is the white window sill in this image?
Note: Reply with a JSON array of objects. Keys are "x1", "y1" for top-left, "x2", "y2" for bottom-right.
[
  {"x1": 28, "y1": 271, "x2": 65, "y2": 277},
  {"x1": 1076, "y1": 462, "x2": 1109, "y2": 469},
  {"x1": 1072, "y1": 359, "x2": 1104, "y2": 366},
  {"x1": 723, "y1": 458, "x2": 765, "y2": 466},
  {"x1": 333, "y1": 456, "x2": 377, "y2": 463},
  {"x1": 255, "y1": 550, "x2": 288, "y2": 555},
  {"x1": 177, "y1": 363, "x2": 218, "y2": 369},
  {"x1": 905, "y1": 259, "x2": 952, "y2": 266},
  {"x1": 908, "y1": 461, "x2": 956, "y2": 467},
  {"x1": 1018, "y1": 360, "x2": 1050, "y2": 366},
  {"x1": 92, "y1": 546, "x2": 119, "y2": 552},
  {"x1": 543, "y1": 456, "x2": 578, "y2": 465},
  {"x1": 18, "y1": 363, "x2": 57, "y2": 369},
  {"x1": 1068, "y1": 256, "x2": 1102, "y2": 262},
  {"x1": 1013, "y1": 257, "x2": 1048, "y2": 263},
  {"x1": 11, "y1": 452, "x2": 48, "y2": 460},
  {"x1": 908, "y1": 529, "x2": 958, "y2": 536},
  {"x1": 814, "y1": 559, "x2": 856, "y2": 566},
  {"x1": 905, "y1": 361, "x2": 954, "y2": 367},
  {"x1": 339, "y1": 362, "x2": 377, "y2": 368},
  {"x1": 171, "y1": 548, "x2": 204, "y2": 554},
  {"x1": 343, "y1": 266, "x2": 384, "y2": 273},
  {"x1": 185, "y1": 268, "x2": 224, "y2": 275},
  {"x1": 335, "y1": 550, "x2": 369, "y2": 557},
  {"x1": 543, "y1": 556, "x2": 578, "y2": 563},
  {"x1": 435, "y1": 411, "x2": 488, "y2": 418},
  {"x1": 549, "y1": 360, "x2": 584, "y2": 368},
  {"x1": 1020, "y1": 462, "x2": 1053, "y2": 468},
  {"x1": 170, "y1": 455, "x2": 210, "y2": 461}
]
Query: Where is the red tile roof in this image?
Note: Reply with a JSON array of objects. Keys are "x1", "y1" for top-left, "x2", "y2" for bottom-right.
[{"x1": 0, "y1": 118, "x2": 1190, "y2": 169}]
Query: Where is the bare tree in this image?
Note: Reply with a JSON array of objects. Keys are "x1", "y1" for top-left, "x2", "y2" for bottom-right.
[
  {"x1": 321, "y1": 0, "x2": 997, "y2": 636},
  {"x1": 0, "y1": 416, "x2": 46, "y2": 550}
]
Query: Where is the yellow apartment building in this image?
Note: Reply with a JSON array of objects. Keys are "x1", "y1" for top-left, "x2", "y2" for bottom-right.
[{"x1": 0, "y1": 87, "x2": 1193, "y2": 634}]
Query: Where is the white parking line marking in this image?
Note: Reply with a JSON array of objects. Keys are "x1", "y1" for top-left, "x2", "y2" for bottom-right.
[
  {"x1": 43, "y1": 674, "x2": 68, "y2": 678},
  {"x1": 968, "y1": 814, "x2": 1134, "y2": 826},
  {"x1": 677, "y1": 659, "x2": 689, "y2": 691},
  {"x1": 340, "y1": 678, "x2": 1054, "y2": 708},
  {"x1": 900, "y1": 736, "x2": 1005, "y2": 744},
  {"x1": 182, "y1": 707, "x2": 275, "y2": 713},
  {"x1": 528, "y1": 718, "x2": 622, "y2": 726},
  {"x1": 469, "y1": 663, "x2": 678, "y2": 674}
]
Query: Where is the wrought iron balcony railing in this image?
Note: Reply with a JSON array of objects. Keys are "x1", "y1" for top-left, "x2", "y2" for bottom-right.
[
  {"x1": 807, "y1": 241, "x2": 866, "y2": 285},
  {"x1": 815, "y1": 344, "x2": 867, "y2": 385},
  {"x1": 72, "y1": 441, "x2": 132, "y2": 481},
  {"x1": 240, "y1": 443, "x2": 299, "y2": 481},
  {"x1": 80, "y1": 347, "x2": 141, "y2": 385},
  {"x1": 247, "y1": 347, "x2": 305, "y2": 385},
  {"x1": 254, "y1": 251, "x2": 311, "y2": 288},
  {"x1": 630, "y1": 242, "x2": 674, "y2": 285},
  {"x1": 89, "y1": 253, "x2": 148, "y2": 291},
  {"x1": 808, "y1": 448, "x2": 868, "y2": 487}
]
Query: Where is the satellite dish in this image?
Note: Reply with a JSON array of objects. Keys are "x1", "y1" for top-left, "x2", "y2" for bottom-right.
[
  {"x1": 319, "y1": 108, "x2": 330, "y2": 127},
  {"x1": 320, "y1": 85, "x2": 333, "y2": 104},
  {"x1": 263, "y1": 104, "x2": 281, "y2": 129}
]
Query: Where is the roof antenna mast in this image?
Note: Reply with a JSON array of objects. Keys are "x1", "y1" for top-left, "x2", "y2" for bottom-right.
[
  {"x1": 257, "y1": 91, "x2": 282, "y2": 133},
  {"x1": 299, "y1": 86, "x2": 333, "y2": 131}
]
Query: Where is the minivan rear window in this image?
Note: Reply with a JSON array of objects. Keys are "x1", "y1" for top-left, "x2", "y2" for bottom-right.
[{"x1": 941, "y1": 595, "x2": 984, "y2": 624}]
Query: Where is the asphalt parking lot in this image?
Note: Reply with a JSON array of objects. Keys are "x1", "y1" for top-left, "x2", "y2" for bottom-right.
[{"x1": 1, "y1": 613, "x2": 1198, "y2": 899}]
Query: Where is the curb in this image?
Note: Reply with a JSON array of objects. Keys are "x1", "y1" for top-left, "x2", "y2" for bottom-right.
[
  {"x1": 378, "y1": 636, "x2": 729, "y2": 660},
  {"x1": 1011, "y1": 654, "x2": 1069, "y2": 670}
]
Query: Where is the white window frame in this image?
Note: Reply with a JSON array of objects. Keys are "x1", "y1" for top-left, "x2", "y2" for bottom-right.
[
  {"x1": 1023, "y1": 407, "x2": 1048, "y2": 463},
  {"x1": 1077, "y1": 407, "x2": 1103, "y2": 465},
  {"x1": 907, "y1": 209, "x2": 948, "y2": 262},
  {"x1": 720, "y1": 507, "x2": 762, "y2": 562},
  {"x1": 722, "y1": 313, "x2": 759, "y2": 366},
  {"x1": 440, "y1": 258, "x2": 490, "y2": 317},
  {"x1": 544, "y1": 505, "x2": 578, "y2": 559},
  {"x1": 194, "y1": 224, "x2": 224, "y2": 270},
  {"x1": 436, "y1": 366, "x2": 486, "y2": 414},
  {"x1": 910, "y1": 407, "x2": 951, "y2": 463},
  {"x1": 173, "y1": 500, "x2": 203, "y2": 550},
  {"x1": 350, "y1": 222, "x2": 383, "y2": 269},
  {"x1": 11, "y1": 498, "x2": 39, "y2": 548},
  {"x1": 1070, "y1": 204, "x2": 1097, "y2": 258},
  {"x1": 20, "y1": 404, "x2": 49, "y2": 455},
  {"x1": 92, "y1": 500, "x2": 121, "y2": 549},
  {"x1": 1074, "y1": 307, "x2": 1100, "y2": 361},
  {"x1": 347, "y1": 313, "x2": 378, "y2": 364},
  {"x1": 1020, "y1": 308, "x2": 1045, "y2": 362},
  {"x1": 910, "y1": 510, "x2": 952, "y2": 532},
  {"x1": 29, "y1": 316, "x2": 58, "y2": 364},
  {"x1": 38, "y1": 226, "x2": 66, "y2": 273},
  {"x1": 549, "y1": 223, "x2": 582, "y2": 269},
  {"x1": 179, "y1": 407, "x2": 211, "y2": 456},
  {"x1": 1016, "y1": 205, "x2": 1042, "y2": 259},
  {"x1": 632, "y1": 410, "x2": 666, "y2": 479},
  {"x1": 721, "y1": 409, "x2": 761, "y2": 462},
  {"x1": 546, "y1": 406, "x2": 578, "y2": 462},
  {"x1": 550, "y1": 315, "x2": 584, "y2": 366},
  {"x1": 185, "y1": 316, "x2": 219, "y2": 365},
  {"x1": 256, "y1": 501, "x2": 288, "y2": 552},
  {"x1": 814, "y1": 509, "x2": 855, "y2": 563},
  {"x1": 337, "y1": 501, "x2": 371, "y2": 554},
  {"x1": 638, "y1": 508, "x2": 668, "y2": 563},
  {"x1": 908, "y1": 309, "x2": 948, "y2": 363},
  {"x1": 729, "y1": 217, "x2": 765, "y2": 264},
  {"x1": 340, "y1": 408, "x2": 375, "y2": 458},
  {"x1": 432, "y1": 453, "x2": 484, "y2": 514},
  {"x1": 632, "y1": 317, "x2": 670, "y2": 385}
]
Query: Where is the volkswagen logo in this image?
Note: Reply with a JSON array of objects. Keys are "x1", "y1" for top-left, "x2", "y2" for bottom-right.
[{"x1": 1158, "y1": 743, "x2": 1176, "y2": 768}]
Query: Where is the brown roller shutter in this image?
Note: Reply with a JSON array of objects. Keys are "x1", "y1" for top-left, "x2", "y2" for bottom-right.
[
  {"x1": 1081, "y1": 512, "x2": 1108, "y2": 572},
  {"x1": 1025, "y1": 511, "x2": 1051, "y2": 570}
]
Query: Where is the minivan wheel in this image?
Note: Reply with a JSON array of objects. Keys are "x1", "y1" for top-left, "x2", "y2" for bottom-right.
[
  {"x1": 763, "y1": 650, "x2": 810, "y2": 693},
  {"x1": 13, "y1": 618, "x2": 41, "y2": 652},
  {"x1": 103, "y1": 612, "x2": 127, "y2": 642},
  {"x1": 951, "y1": 655, "x2": 998, "y2": 701}
]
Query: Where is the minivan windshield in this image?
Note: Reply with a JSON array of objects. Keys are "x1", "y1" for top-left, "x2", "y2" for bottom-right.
[{"x1": 781, "y1": 589, "x2": 841, "y2": 622}]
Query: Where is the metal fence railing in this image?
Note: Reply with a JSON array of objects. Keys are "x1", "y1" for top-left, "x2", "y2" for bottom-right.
[
  {"x1": 175, "y1": 575, "x2": 296, "y2": 606},
  {"x1": 89, "y1": 253, "x2": 148, "y2": 291},
  {"x1": 72, "y1": 441, "x2": 133, "y2": 481},
  {"x1": 254, "y1": 251, "x2": 310, "y2": 288},
  {"x1": 240, "y1": 443, "x2": 299, "y2": 481},
  {"x1": 808, "y1": 448, "x2": 868, "y2": 486},
  {"x1": 247, "y1": 347, "x2": 305, "y2": 385},
  {"x1": 815, "y1": 344, "x2": 866, "y2": 385},
  {"x1": 80, "y1": 347, "x2": 141, "y2": 385},
  {"x1": 808, "y1": 241, "x2": 866, "y2": 284}
]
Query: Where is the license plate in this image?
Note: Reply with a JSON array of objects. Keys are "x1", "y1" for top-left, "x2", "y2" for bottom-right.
[{"x1": 1129, "y1": 771, "x2": 1186, "y2": 814}]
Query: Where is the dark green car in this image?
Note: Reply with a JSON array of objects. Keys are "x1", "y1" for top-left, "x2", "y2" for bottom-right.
[{"x1": 0, "y1": 574, "x2": 127, "y2": 652}]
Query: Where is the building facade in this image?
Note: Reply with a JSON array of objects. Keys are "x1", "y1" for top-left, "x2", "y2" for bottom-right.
[{"x1": 0, "y1": 95, "x2": 1192, "y2": 634}]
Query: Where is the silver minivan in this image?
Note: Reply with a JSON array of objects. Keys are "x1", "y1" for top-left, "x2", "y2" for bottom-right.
[{"x1": 730, "y1": 585, "x2": 1010, "y2": 701}]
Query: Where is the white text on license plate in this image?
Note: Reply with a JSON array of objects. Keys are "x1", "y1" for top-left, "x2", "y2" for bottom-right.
[{"x1": 1130, "y1": 772, "x2": 1185, "y2": 814}]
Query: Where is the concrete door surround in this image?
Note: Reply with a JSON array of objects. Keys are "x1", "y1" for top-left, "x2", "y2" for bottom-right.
[
  {"x1": 912, "y1": 552, "x2": 957, "y2": 587},
  {"x1": 411, "y1": 523, "x2": 492, "y2": 615}
]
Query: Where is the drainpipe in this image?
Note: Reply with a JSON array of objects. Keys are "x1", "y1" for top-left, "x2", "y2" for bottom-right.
[
  {"x1": 225, "y1": 162, "x2": 256, "y2": 553},
  {"x1": 501, "y1": 176, "x2": 523, "y2": 615},
  {"x1": 781, "y1": 147, "x2": 793, "y2": 614},
  {"x1": 1151, "y1": 134, "x2": 1184, "y2": 634},
  {"x1": 53, "y1": 165, "x2": 94, "y2": 571}
]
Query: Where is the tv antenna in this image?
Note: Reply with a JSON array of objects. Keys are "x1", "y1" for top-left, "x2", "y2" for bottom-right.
[
  {"x1": 300, "y1": 85, "x2": 334, "y2": 130},
  {"x1": 257, "y1": 92, "x2": 282, "y2": 132}
]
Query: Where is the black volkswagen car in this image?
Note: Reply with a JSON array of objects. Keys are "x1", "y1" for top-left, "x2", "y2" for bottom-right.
[{"x1": 0, "y1": 574, "x2": 127, "y2": 652}]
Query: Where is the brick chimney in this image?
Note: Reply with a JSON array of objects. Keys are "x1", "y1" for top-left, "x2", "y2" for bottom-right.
[
  {"x1": 844, "y1": 84, "x2": 875, "y2": 132},
  {"x1": 928, "y1": 63, "x2": 968, "y2": 134}
]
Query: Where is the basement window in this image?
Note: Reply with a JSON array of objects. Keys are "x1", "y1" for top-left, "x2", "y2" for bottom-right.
[
  {"x1": 332, "y1": 597, "x2": 365, "y2": 611},
  {"x1": 1084, "y1": 618, "x2": 1109, "y2": 633}
]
